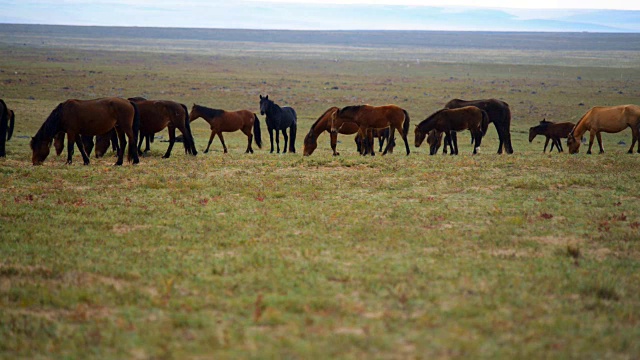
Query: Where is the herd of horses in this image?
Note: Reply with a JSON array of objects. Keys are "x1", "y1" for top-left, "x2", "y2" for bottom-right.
[{"x1": 1, "y1": 95, "x2": 639, "y2": 165}]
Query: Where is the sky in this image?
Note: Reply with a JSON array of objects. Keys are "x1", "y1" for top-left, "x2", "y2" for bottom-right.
[{"x1": 0, "y1": 0, "x2": 639, "y2": 31}]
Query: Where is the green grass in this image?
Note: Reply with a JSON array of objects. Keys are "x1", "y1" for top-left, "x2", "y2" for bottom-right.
[{"x1": 1, "y1": 31, "x2": 640, "y2": 359}]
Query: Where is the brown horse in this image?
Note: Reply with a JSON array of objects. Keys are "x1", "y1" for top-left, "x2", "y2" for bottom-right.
[
  {"x1": 330, "y1": 104, "x2": 410, "y2": 156},
  {"x1": 356, "y1": 128, "x2": 395, "y2": 155},
  {"x1": 30, "y1": 97, "x2": 140, "y2": 165},
  {"x1": 0, "y1": 99, "x2": 15, "y2": 157},
  {"x1": 426, "y1": 129, "x2": 450, "y2": 155},
  {"x1": 415, "y1": 106, "x2": 488, "y2": 155},
  {"x1": 529, "y1": 119, "x2": 574, "y2": 153},
  {"x1": 445, "y1": 98, "x2": 513, "y2": 154},
  {"x1": 303, "y1": 107, "x2": 359, "y2": 156},
  {"x1": 190, "y1": 104, "x2": 262, "y2": 154},
  {"x1": 129, "y1": 98, "x2": 197, "y2": 158},
  {"x1": 567, "y1": 105, "x2": 640, "y2": 154}
]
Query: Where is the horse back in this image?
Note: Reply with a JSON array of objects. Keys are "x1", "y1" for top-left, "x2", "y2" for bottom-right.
[
  {"x1": 445, "y1": 98, "x2": 510, "y2": 125},
  {"x1": 62, "y1": 97, "x2": 134, "y2": 135}
]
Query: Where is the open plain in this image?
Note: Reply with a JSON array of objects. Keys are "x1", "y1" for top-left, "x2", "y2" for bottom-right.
[{"x1": 1, "y1": 25, "x2": 640, "y2": 358}]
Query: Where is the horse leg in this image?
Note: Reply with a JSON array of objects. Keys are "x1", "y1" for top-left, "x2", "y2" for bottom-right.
[
  {"x1": 137, "y1": 133, "x2": 144, "y2": 155},
  {"x1": 586, "y1": 131, "x2": 596, "y2": 154},
  {"x1": 114, "y1": 128, "x2": 126, "y2": 166},
  {"x1": 368, "y1": 129, "x2": 375, "y2": 156},
  {"x1": 246, "y1": 133, "x2": 254, "y2": 153},
  {"x1": 163, "y1": 126, "x2": 176, "y2": 158},
  {"x1": 596, "y1": 132, "x2": 605, "y2": 154},
  {"x1": 495, "y1": 125, "x2": 505, "y2": 154},
  {"x1": 282, "y1": 129, "x2": 288, "y2": 154},
  {"x1": 544, "y1": 136, "x2": 550, "y2": 152},
  {"x1": 268, "y1": 127, "x2": 274, "y2": 153},
  {"x1": 66, "y1": 133, "x2": 76, "y2": 165},
  {"x1": 275, "y1": 129, "x2": 281, "y2": 153},
  {"x1": 557, "y1": 138, "x2": 564, "y2": 152},
  {"x1": 218, "y1": 132, "x2": 228, "y2": 154},
  {"x1": 204, "y1": 130, "x2": 216, "y2": 153},
  {"x1": 452, "y1": 131, "x2": 459, "y2": 155},
  {"x1": 74, "y1": 136, "x2": 90, "y2": 165},
  {"x1": 382, "y1": 127, "x2": 395, "y2": 155},
  {"x1": 331, "y1": 131, "x2": 340, "y2": 156},
  {"x1": 627, "y1": 125, "x2": 638, "y2": 154}
]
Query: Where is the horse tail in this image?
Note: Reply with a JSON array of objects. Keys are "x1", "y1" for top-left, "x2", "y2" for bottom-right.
[
  {"x1": 0, "y1": 100, "x2": 7, "y2": 156},
  {"x1": 253, "y1": 113, "x2": 262, "y2": 149},
  {"x1": 129, "y1": 100, "x2": 141, "y2": 162},
  {"x1": 480, "y1": 109, "x2": 490, "y2": 136},
  {"x1": 8, "y1": 109, "x2": 15, "y2": 141},
  {"x1": 402, "y1": 109, "x2": 410, "y2": 136},
  {"x1": 289, "y1": 109, "x2": 297, "y2": 153},
  {"x1": 181, "y1": 103, "x2": 197, "y2": 156}
]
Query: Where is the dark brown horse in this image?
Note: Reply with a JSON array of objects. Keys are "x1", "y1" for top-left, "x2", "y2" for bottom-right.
[
  {"x1": 303, "y1": 107, "x2": 358, "y2": 156},
  {"x1": 529, "y1": 119, "x2": 574, "y2": 152},
  {"x1": 30, "y1": 97, "x2": 140, "y2": 165},
  {"x1": 0, "y1": 99, "x2": 15, "y2": 157},
  {"x1": 567, "y1": 105, "x2": 640, "y2": 154},
  {"x1": 330, "y1": 104, "x2": 410, "y2": 156},
  {"x1": 415, "y1": 106, "x2": 488, "y2": 155},
  {"x1": 189, "y1": 104, "x2": 261, "y2": 154},
  {"x1": 129, "y1": 98, "x2": 197, "y2": 158},
  {"x1": 445, "y1": 98, "x2": 513, "y2": 154}
]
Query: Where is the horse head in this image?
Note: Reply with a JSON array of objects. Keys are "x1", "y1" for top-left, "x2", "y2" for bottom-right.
[
  {"x1": 426, "y1": 130, "x2": 442, "y2": 155},
  {"x1": 30, "y1": 136, "x2": 52, "y2": 165},
  {"x1": 414, "y1": 124, "x2": 427, "y2": 148},
  {"x1": 567, "y1": 132, "x2": 580, "y2": 154},
  {"x1": 302, "y1": 129, "x2": 317, "y2": 156},
  {"x1": 259, "y1": 95, "x2": 270, "y2": 115}
]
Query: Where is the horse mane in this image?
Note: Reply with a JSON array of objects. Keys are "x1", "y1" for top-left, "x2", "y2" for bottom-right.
[
  {"x1": 310, "y1": 107, "x2": 336, "y2": 130},
  {"x1": 128, "y1": 96, "x2": 147, "y2": 102},
  {"x1": 417, "y1": 109, "x2": 448, "y2": 132},
  {"x1": 338, "y1": 105, "x2": 364, "y2": 117},
  {"x1": 193, "y1": 104, "x2": 225, "y2": 119},
  {"x1": 33, "y1": 102, "x2": 64, "y2": 144}
]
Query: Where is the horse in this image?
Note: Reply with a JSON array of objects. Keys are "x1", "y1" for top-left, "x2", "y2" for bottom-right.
[
  {"x1": 303, "y1": 107, "x2": 359, "y2": 156},
  {"x1": 330, "y1": 104, "x2": 410, "y2": 156},
  {"x1": 53, "y1": 130, "x2": 119, "y2": 158},
  {"x1": 0, "y1": 99, "x2": 15, "y2": 157},
  {"x1": 415, "y1": 106, "x2": 489, "y2": 155},
  {"x1": 528, "y1": 119, "x2": 574, "y2": 153},
  {"x1": 426, "y1": 129, "x2": 450, "y2": 155},
  {"x1": 356, "y1": 128, "x2": 395, "y2": 155},
  {"x1": 189, "y1": 104, "x2": 261, "y2": 154},
  {"x1": 445, "y1": 98, "x2": 513, "y2": 154},
  {"x1": 567, "y1": 105, "x2": 640, "y2": 154},
  {"x1": 259, "y1": 95, "x2": 297, "y2": 153},
  {"x1": 129, "y1": 98, "x2": 197, "y2": 158},
  {"x1": 30, "y1": 97, "x2": 140, "y2": 166}
]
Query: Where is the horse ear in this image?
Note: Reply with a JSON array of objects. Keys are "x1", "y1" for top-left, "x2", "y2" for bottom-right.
[
  {"x1": 259, "y1": 95, "x2": 263, "y2": 100},
  {"x1": 265, "y1": 95, "x2": 269, "y2": 100}
]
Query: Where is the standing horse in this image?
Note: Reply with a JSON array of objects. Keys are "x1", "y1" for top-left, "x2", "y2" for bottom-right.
[
  {"x1": 567, "y1": 105, "x2": 640, "y2": 154},
  {"x1": 303, "y1": 107, "x2": 359, "y2": 156},
  {"x1": 445, "y1": 98, "x2": 513, "y2": 154},
  {"x1": 190, "y1": 104, "x2": 261, "y2": 154},
  {"x1": 0, "y1": 99, "x2": 15, "y2": 157},
  {"x1": 129, "y1": 98, "x2": 197, "y2": 158},
  {"x1": 259, "y1": 95, "x2": 297, "y2": 153},
  {"x1": 30, "y1": 97, "x2": 140, "y2": 165},
  {"x1": 415, "y1": 106, "x2": 488, "y2": 155},
  {"x1": 529, "y1": 119, "x2": 574, "y2": 153},
  {"x1": 330, "y1": 104, "x2": 410, "y2": 156}
]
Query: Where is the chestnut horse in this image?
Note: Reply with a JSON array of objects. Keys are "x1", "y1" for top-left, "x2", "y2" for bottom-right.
[
  {"x1": 30, "y1": 97, "x2": 140, "y2": 165},
  {"x1": 330, "y1": 104, "x2": 410, "y2": 156},
  {"x1": 303, "y1": 107, "x2": 359, "y2": 156},
  {"x1": 529, "y1": 119, "x2": 574, "y2": 153},
  {"x1": 567, "y1": 105, "x2": 640, "y2": 154},
  {"x1": 445, "y1": 98, "x2": 513, "y2": 154},
  {"x1": 129, "y1": 98, "x2": 197, "y2": 158},
  {"x1": 415, "y1": 106, "x2": 488, "y2": 155},
  {"x1": 189, "y1": 104, "x2": 262, "y2": 154},
  {"x1": 0, "y1": 99, "x2": 15, "y2": 157}
]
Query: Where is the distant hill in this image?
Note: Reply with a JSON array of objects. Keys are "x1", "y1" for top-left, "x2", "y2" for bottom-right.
[{"x1": 0, "y1": 2, "x2": 639, "y2": 33}]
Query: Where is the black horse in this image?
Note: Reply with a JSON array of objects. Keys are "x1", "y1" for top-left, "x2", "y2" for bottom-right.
[
  {"x1": 259, "y1": 95, "x2": 297, "y2": 153},
  {"x1": 444, "y1": 98, "x2": 513, "y2": 154},
  {"x1": 0, "y1": 99, "x2": 15, "y2": 157}
]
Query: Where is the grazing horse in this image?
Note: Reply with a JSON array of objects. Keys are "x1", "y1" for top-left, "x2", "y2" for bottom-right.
[
  {"x1": 0, "y1": 99, "x2": 15, "y2": 157},
  {"x1": 426, "y1": 129, "x2": 450, "y2": 155},
  {"x1": 30, "y1": 97, "x2": 140, "y2": 166},
  {"x1": 189, "y1": 104, "x2": 261, "y2": 154},
  {"x1": 415, "y1": 106, "x2": 488, "y2": 155},
  {"x1": 567, "y1": 105, "x2": 640, "y2": 154},
  {"x1": 259, "y1": 95, "x2": 297, "y2": 153},
  {"x1": 303, "y1": 107, "x2": 359, "y2": 156},
  {"x1": 528, "y1": 119, "x2": 574, "y2": 153},
  {"x1": 330, "y1": 104, "x2": 410, "y2": 156},
  {"x1": 129, "y1": 98, "x2": 197, "y2": 158},
  {"x1": 445, "y1": 98, "x2": 513, "y2": 154}
]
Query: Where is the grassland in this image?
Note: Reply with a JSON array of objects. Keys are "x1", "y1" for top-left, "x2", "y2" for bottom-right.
[{"x1": 1, "y1": 26, "x2": 640, "y2": 359}]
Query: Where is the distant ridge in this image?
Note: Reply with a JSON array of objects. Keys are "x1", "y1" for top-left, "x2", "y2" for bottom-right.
[{"x1": 0, "y1": 3, "x2": 639, "y2": 33}]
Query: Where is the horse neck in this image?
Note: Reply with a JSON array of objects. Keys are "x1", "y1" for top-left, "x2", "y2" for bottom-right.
[
  {"x1": 417, "y1": 117, "x2": 435, "y2": 134},
  {"x1": 572, "y1": 112, "x2": 591, "y2": 138},
  {"x1": 265, "y1": 102, "x2": 282, "y2": 118},
  {"x1": 313, "y1": 112, "x2": 334, "y2": 136}
]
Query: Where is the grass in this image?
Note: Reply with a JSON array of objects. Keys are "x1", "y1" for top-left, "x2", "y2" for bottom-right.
[{"x1": 1, "y1": 28, "x2": 640, "y2": 359}]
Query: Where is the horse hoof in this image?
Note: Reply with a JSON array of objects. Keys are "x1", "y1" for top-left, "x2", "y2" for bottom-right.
[
  {"x1": 83, "y1": 161, "x2": 90, "y2": 165},
  {"x1": 162, "y1": 155, "x2": 170, "y2": 159}
]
